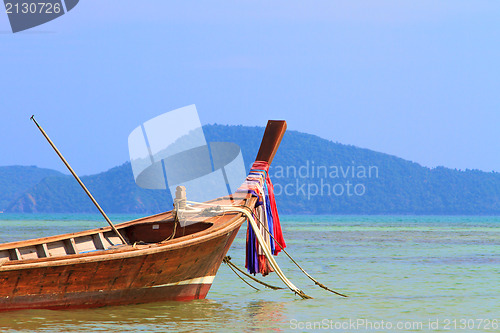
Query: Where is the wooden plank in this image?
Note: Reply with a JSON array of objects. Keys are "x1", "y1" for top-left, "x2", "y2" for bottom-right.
[
  {"x1": 42, "y1": 243, "x2": 50, "y2": 257},
  {"x1": 255, "y1": 120, "x2": 287, "y2": 164},
  {"x1": 64, "y1": 238, "x2": 78, "y2": 255},
  {"x1": 92, "y1": 233, "x2": 106, "y2": 250},
  {"x1": 0, "y1": 228, "x2": 109, "y2": 251},
  {"x1": 0, "y1": 258, "x2": 9, "y2": 267},
  {"x1": 74, "y1": 236, "x2": 97, "y2": 253},
  {"x1": 9, "y1": 248, "x2": 21, "y2": 261},
  {"x1": 36, "y1": 244, "x2": 49, "y2": 258},
  {"x1": 104, "y1": 234, "x2": 122, "y2": 247},
  {"x1": 47, "y1": 241, "x2": 67, "y2": 257},
  {"x1": 0, "y1": 250, "x2": 10, "y2": 260},
  {"x1": 19, "y1": 246, "x2": 38, "y2": 260}
]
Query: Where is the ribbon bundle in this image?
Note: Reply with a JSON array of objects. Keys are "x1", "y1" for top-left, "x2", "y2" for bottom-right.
[{"x1": 237, "y1": 161, "x2": 286, "y2": 276}]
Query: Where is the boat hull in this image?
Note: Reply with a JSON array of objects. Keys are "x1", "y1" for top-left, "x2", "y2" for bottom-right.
[{"x1": 0, "y1": 223, "x2": 241, "y2": 311}]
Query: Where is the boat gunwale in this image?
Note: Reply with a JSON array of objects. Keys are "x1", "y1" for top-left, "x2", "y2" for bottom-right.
[
  {"x1": 0, "y1": 194, "x2": 251, "y2": 251},
  {"x1": 0, "y1": 214, "x2": 168, "y2": 252},
  {"x1": 0, "y1": 195, "x2": 254, "y2": 271}
]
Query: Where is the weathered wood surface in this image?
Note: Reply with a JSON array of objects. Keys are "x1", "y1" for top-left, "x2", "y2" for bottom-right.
[
  {"x1": 0, "y1": 218, "x2": 241, "y2": 310},
  {"x1": 255, "y1": 120, "x2": 287, "y2": 165}
]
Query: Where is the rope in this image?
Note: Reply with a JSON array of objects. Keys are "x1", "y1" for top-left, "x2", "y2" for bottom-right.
[
  {"x1": 164, "y1": 220, "x2": 178, "y2": 241},
  {"x1": 250, "y1": 209, "x2": 348, "y2": 298},
  {"x1": 223, "y1": 257, "x2": 260, "y2": 291},
  {"x1": 186, "y1": 200, "x2": 347, "y2": 298},
  {"x1": 160, "y1": 216, "x2": 179, "y2": 243},
  {"x1": 223, "y1": 256, "x2": 284, "y2": 290},
  {"x1": 186, "y1": 200, "x2": 312, "y2": 299}
]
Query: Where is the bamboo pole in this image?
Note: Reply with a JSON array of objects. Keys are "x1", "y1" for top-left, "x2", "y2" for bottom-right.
[{"x1": 30, "y1": 115, "x2": 128, "y2": 245}]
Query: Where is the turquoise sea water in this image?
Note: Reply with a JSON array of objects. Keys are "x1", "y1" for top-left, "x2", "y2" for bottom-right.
[{"x1": 0, "y1": 214, "x2": 498, "y2": 332}]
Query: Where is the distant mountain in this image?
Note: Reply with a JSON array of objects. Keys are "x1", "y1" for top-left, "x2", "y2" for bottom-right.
[
  {"x1": 2, "y1": 124, "x2": 500, "y2": 214},
  {"x1": 5, "y1": 164, "x2": 169, "y2": 214},
  {"x1": 0, "y1": 166, "x2": 63, "y2": 211}
]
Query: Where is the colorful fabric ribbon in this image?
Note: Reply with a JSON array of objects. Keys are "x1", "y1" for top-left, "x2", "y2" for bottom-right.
[{"x1": 238, "y1": 161, "x2": 286, "y2": 275}]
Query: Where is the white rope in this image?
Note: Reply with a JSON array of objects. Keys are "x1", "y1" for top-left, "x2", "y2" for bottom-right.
[{"x1": 184, "y1": 200, "x2": 312, "y2": 299}]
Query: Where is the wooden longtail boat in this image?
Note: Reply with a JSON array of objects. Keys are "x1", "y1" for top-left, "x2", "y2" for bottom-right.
[{"x1": 0, "y1": 120, "x2": 287, "y2": 311}]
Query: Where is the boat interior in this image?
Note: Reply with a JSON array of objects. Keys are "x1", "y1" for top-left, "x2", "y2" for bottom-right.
[
  {"x1": 0, "y1": 214, "x2": 212, "y2": 263},
  {"x1": 0, "y1": 195, "x2": 251, "y2": 264}
]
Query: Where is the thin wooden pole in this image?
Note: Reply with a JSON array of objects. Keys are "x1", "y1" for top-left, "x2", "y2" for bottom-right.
[{"x1": 30, "y1": 115, "x2": 128, "y2": 245}]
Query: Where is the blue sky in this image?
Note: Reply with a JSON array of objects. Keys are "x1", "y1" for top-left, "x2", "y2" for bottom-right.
[{"x1": 1, "y1": 1, "x2": 499, "y2": 175}]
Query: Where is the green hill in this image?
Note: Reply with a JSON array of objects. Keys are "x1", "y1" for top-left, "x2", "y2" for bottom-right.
[
  {"x1": 0, "y1": 166, "x2": 63, "y2": 211},
  {"x1": 2, "y1": 124, "x2": 500, "y2": 214},
  {"x1": 5, "y1": 164, "x2": 169, "y2": 214}
]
